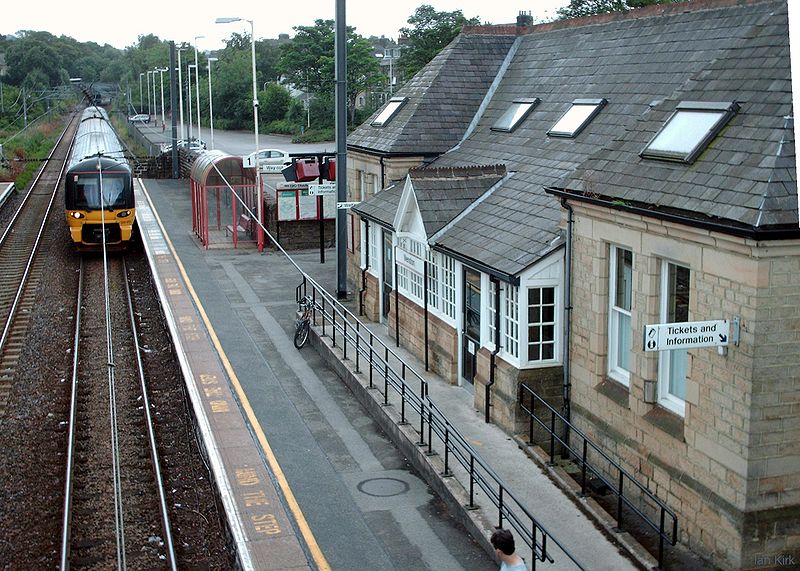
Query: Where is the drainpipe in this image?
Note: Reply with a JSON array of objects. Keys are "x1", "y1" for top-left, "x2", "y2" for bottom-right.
[
  {"x1": 394, "y1": 256, "x2": 400, "y2": 347},
  {"x1": 424, "y1": 257, "x2": 430, "y2": 371},
  {"x1": 359, "y1": 219, "x2": 369, "y2": 316},
  {"x1": 486, "y1": 276, "x2": 501, "y2": 423},
  {"x1": 561, "y1": 198, "x2": 573, "y2": 451},
  {"x1": 379, "y1": 156, "x2": 386, "y2": 190}
]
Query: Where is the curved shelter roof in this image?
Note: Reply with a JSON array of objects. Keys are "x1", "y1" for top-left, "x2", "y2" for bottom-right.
[{"x1": 190, "y1": 151, "x2": 255, "y2": 187}]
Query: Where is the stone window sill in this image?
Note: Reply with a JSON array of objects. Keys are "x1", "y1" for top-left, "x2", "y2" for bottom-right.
[
  {"x1": 596, "y1": 378, "x2": 630, "y2": 409},
  {"x1": 643, "y1": 406, "x2": 685, "y2": 442}
]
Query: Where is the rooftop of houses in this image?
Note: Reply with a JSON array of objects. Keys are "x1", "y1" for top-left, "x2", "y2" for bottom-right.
[{"x1": 352, "y1": 0, "x2": 797, "y2": 278}]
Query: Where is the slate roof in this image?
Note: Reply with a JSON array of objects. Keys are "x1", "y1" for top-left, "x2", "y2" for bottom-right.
[
  {"x1": 425, "y1": 0, "x2": 795, "y2": 276},
  {"x1": 551, "y1": 4, "x2": 798, "y2": 235},
  {"x1": 352, "y1": 165, "x2": 506, "y2": 237},
  {"x1": 347, "y1": 33, "x2": 516, "y2": 156}
]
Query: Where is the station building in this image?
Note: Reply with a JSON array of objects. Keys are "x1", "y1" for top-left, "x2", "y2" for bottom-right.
[{"x1": 344, "y1": 0, "x2": 799, "y2": 568}]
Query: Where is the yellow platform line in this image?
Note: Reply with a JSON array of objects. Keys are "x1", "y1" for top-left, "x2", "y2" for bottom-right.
[{"x1": 139, "y1": 181, "x2": 331, "y2": 571}]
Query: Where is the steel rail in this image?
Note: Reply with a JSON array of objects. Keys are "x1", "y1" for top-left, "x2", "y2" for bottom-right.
[
  {"x1": 0, "y1": 116, "x2": 75, "y2": 354},
  {"x1": 59, "y1": 257, "x2": 84, "y2": 570},
  {"x1": 122, "y1": 257, "x2": 178, "y2": 571},
  {"x1": 0, "y1": 115, "x2": 73, "y2": 247}
]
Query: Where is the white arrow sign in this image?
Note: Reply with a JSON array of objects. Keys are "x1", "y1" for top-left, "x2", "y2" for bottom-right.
[
  {"x1": 643, "y1": 319, "x2": 730, "y2": 352},
  {"x1": 260, "y1": 164, "x2": 284, "y2": 174},
  {"x1": 337, "y1": 201, "x2": 360, "y2": 209},
  {"x1": 308, "y1": 183, "x2": 336, "y2": 196}
]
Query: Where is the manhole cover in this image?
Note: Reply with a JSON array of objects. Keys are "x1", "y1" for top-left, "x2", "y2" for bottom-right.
[{"x1": 357, "y1": 477, "x2": 410, "y2": 497}]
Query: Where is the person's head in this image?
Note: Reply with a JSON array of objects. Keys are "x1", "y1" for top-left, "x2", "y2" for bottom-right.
[{"x1": 490, "y1": 528, "x2": 515, "y2": 556}]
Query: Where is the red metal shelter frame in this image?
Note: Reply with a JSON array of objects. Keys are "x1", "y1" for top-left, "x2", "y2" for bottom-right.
[{"x1": 189, "y1": 151, "x2": 264, "y2": 250}]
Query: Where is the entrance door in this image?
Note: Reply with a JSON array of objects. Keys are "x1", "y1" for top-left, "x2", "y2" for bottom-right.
[
  {"x1": 462, "y1": 269, "x2": 481, "y2": 384},
  {"x1": 382, "y1": 230, "x2": 393, "y2": 320}
]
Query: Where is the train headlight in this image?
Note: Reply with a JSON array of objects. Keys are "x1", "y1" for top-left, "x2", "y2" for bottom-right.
[
  {"x1": 116, "y1": 210, "x2": 131, "y2": 218},
  {"x1": 70, "y1": 211, "x2": 84, "y2": 219}
]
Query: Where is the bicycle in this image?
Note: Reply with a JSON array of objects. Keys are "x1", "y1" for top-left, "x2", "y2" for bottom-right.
[{"x1": 293, "y1": 296, "x2": 314, "y2": 349}]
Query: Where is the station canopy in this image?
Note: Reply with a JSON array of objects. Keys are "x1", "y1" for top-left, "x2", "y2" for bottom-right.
[{"x1": 189, "y1": 150, "x2": 255, "y2": 187}]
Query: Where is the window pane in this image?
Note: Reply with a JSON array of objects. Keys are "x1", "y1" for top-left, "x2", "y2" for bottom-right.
[
  {"x1": 542, "y1": 325, "x2": 554, "y2": 342},
  {"x1": 549, "y1": 104, "x2": 596, "y2": 136},
  {"x1": 529, "y1": 306, "x2": 540, "y2": 323},
  {"x1": 529, "y1": 288, "x2": 540, "y2": 305},
  {"x1": 668, "y1": 265, "x2": 690, "y2": 322},
  {"x1": 647, "y1": 111, "x2": 724, "y2": 156},
  {"x1": 529, "y1": 344, "x2": 540, "y2": 360},
  {"x1": 542, "y1": 305, "x2": 555, "y2": 323},
  {"x1": 615, "y1": 248, "x2": 632, "y2": 310},
  {"x1": 616, "y1": 312, "x2": 631, "y2": 371},
  {"x1": 492, "y1": 99, "x2": 538, "y2": 132},
  {"x1": 542, "y1": 287, "x2": 555, "y2": 304},
  {"x1": 542, "y1": 344, "x2": 554, "y2": 360}
]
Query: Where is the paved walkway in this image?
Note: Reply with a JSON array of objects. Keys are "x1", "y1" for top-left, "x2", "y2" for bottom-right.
[{"x1": 140, "y1": 175, "x2": 646, "y2": 570}]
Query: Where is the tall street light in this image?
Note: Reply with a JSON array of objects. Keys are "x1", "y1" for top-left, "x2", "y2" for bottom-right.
[
  {"x1": 152, "y1": 67, "x2": 158, "y2": 124},
  {"x1": 194, "y1": 36, "x2": 205, "y2": 145},
  {"x1": 158, "y1": 67, "x2": 168, "y2": 127},
  {"x1": 139, "y1": 72, "x2": 144, "y2": 114},
  {"x1": 146, "y1": 70, "x2": 153, "y2": 117},
  {"x1": 176, "y1": 45, "x2": 187, "y2": 141},
  {"x1": 207, "y1": 57, "x2": 218, "y2": 150},
  {"x1": 187, "y1": 64, "x2": 196, "y2": 142},
  {"x1": 216, "y1": 16, "x2": 262, "y2": 252}
]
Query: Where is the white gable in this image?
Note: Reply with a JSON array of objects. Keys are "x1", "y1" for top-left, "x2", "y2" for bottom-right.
[{"x1": 393, "y1": 175, "x2": 427, "y2": 241}]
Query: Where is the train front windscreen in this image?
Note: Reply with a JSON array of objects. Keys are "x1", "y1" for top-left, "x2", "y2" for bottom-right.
[{"x1": 67, "y1": 172, "x2": 133, "y2": 210}]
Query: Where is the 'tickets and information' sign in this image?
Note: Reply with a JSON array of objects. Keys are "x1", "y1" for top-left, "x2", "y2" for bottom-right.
[{"x1": 643, "y1": 320, "x2": 730, "y2": 352}]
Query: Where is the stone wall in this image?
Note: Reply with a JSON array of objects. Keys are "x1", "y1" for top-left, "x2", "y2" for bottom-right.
[{"x1": 565, "y1": 201, "x2": 800, "y2": 569}]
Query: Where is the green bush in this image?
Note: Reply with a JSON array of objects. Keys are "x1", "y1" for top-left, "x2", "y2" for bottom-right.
[{"x1": 292, "y1": 128, "x2": 334, "y2": 143}]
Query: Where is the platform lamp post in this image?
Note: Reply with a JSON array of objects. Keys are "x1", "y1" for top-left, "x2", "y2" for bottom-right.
[
  {"x1": 151, "y1": 67, "x2": 158, "y2": 124},
  {"x1": 139, "y1": 72, "x2": 144, "y2": 114},
  {"x1": 216, "y1": 16, "x2": 262, "y2": 252},
  {"x1": 194, "y1": 35, "x2": 204, "y2": 145},
  {"x1": 187, "y1": 64, "x2": 196, "y2": 143},
  {"x1": 207, "y1": 57, "x2": 218, "y2": 151},
  {"x1": 158, "y1": 67, "x2": 168, "y2": 127},
  {"x1": 146, "y1": 70, "x2": 153, "y2": 117},
  {"x1": 176, "y1": 46, "x2": 187, "y2": 141}
]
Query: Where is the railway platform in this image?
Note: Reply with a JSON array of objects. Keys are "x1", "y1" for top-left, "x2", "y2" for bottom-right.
[{"x1": 134, "y1": 176, "x2": 649, "y2": 571}]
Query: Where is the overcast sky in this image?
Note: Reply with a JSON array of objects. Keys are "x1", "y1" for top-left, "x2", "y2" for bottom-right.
[{"x1": 2, "y1": 0, "x2": 569, "y2": 50}]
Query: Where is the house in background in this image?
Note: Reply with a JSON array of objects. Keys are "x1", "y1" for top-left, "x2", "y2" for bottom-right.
[{"x1": 345, "y1": 1, "x2": 798, "y2": 569}]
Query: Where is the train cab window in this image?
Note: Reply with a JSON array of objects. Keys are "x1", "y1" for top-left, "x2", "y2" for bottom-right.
[{"x1": 72, "y1": 174, "x2": 131, "y2": 209}]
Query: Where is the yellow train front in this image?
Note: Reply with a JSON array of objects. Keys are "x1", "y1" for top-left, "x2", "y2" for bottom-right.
[{"x1": 65, "y1": 107, "x2": 135, "y2": 250}]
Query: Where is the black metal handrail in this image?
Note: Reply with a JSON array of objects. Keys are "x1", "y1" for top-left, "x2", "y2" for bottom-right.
[
  {"x1": 519, "y1": 384, "x2": 678, "y2": 569},
  {"x1": 296, "y1": 278, "x2": 586, "y2": 569}
]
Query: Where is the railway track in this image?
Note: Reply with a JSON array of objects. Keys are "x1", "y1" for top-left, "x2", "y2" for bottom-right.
[
  {"x1": 61, "y1": 255, "x2": 177, "y2": 570},
  {"x1": 0, "y1": 113, "x2": 77, "y2": 415}
]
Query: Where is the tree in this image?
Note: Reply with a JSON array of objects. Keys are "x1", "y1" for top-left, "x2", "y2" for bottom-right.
[
  {"x1": 398, "y1": 5, "x2": 480, "y2": 79},
  {"x1": 279, "y1": 20, "x2": 381, "y2": 124},
  {"x1": 261, "y1": 83, "x2": 292, "y2": 123},
  {"x1": 557, "y1": 0, "x2": 683, "y2": 20}
]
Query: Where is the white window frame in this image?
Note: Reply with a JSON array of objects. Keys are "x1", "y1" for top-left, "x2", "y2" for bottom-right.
[
  {"x1": 426, "y1": 250, "x2": 439, "y2": 311},
  {"x1": 440, "y1": 254, "x2": 456, "y2": 321},
  {"x1": 608, "y1": 245, "x2": 633, "y2": 386},
  {"x1": 362, "y1": 222, "x2": 383, "y2": 279},
  {"x1": 525, "y1": 284, "x2": 560, "y2": 365},
  {"x1": 486, "y1": 280, "x2": 520, "y2": 360},
  {"x1": 396, "y1": 236, "x2": 425, "y2": 304},
  {"x1": 658, "y1": 260, "x2": 690, "y2": 417}
]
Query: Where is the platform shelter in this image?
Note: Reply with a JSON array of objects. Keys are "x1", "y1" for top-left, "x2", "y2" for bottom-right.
[{"x1": 189, "y1": 151, "x2": 264, "y2": 250}]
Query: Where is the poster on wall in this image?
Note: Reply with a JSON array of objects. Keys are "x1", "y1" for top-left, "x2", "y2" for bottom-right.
[
  {"x1": 298, "y1": 189, "x2": 318, "y2": 220},
  {"x1": 277, "y1": 190, "x2": 297, "y2": 221},
  {"x1": 323, "y1": 194, "x2": 336, "y2": 219}
]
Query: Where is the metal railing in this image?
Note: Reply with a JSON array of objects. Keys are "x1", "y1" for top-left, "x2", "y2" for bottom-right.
[
  {"x1": 519, "y1": 385, "x2": 678, "y2": 569},
  {"x1": 296, "y1": 278, "x2": 586, "y2": 570}
]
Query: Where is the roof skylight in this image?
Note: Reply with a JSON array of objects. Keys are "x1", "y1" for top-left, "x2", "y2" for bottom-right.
[
  {"x1": 548, "y1": 98, "x2": 607, "y2": 138},
  {"x1": 640, "y1": 101, "x2": 739, "y2": 163},
  {"x1": 491, "y1": 98, "x2": 540, "y2": 132},
  {"x1": 371, "y1": 96, "x2": 408, "y2": 127}
]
